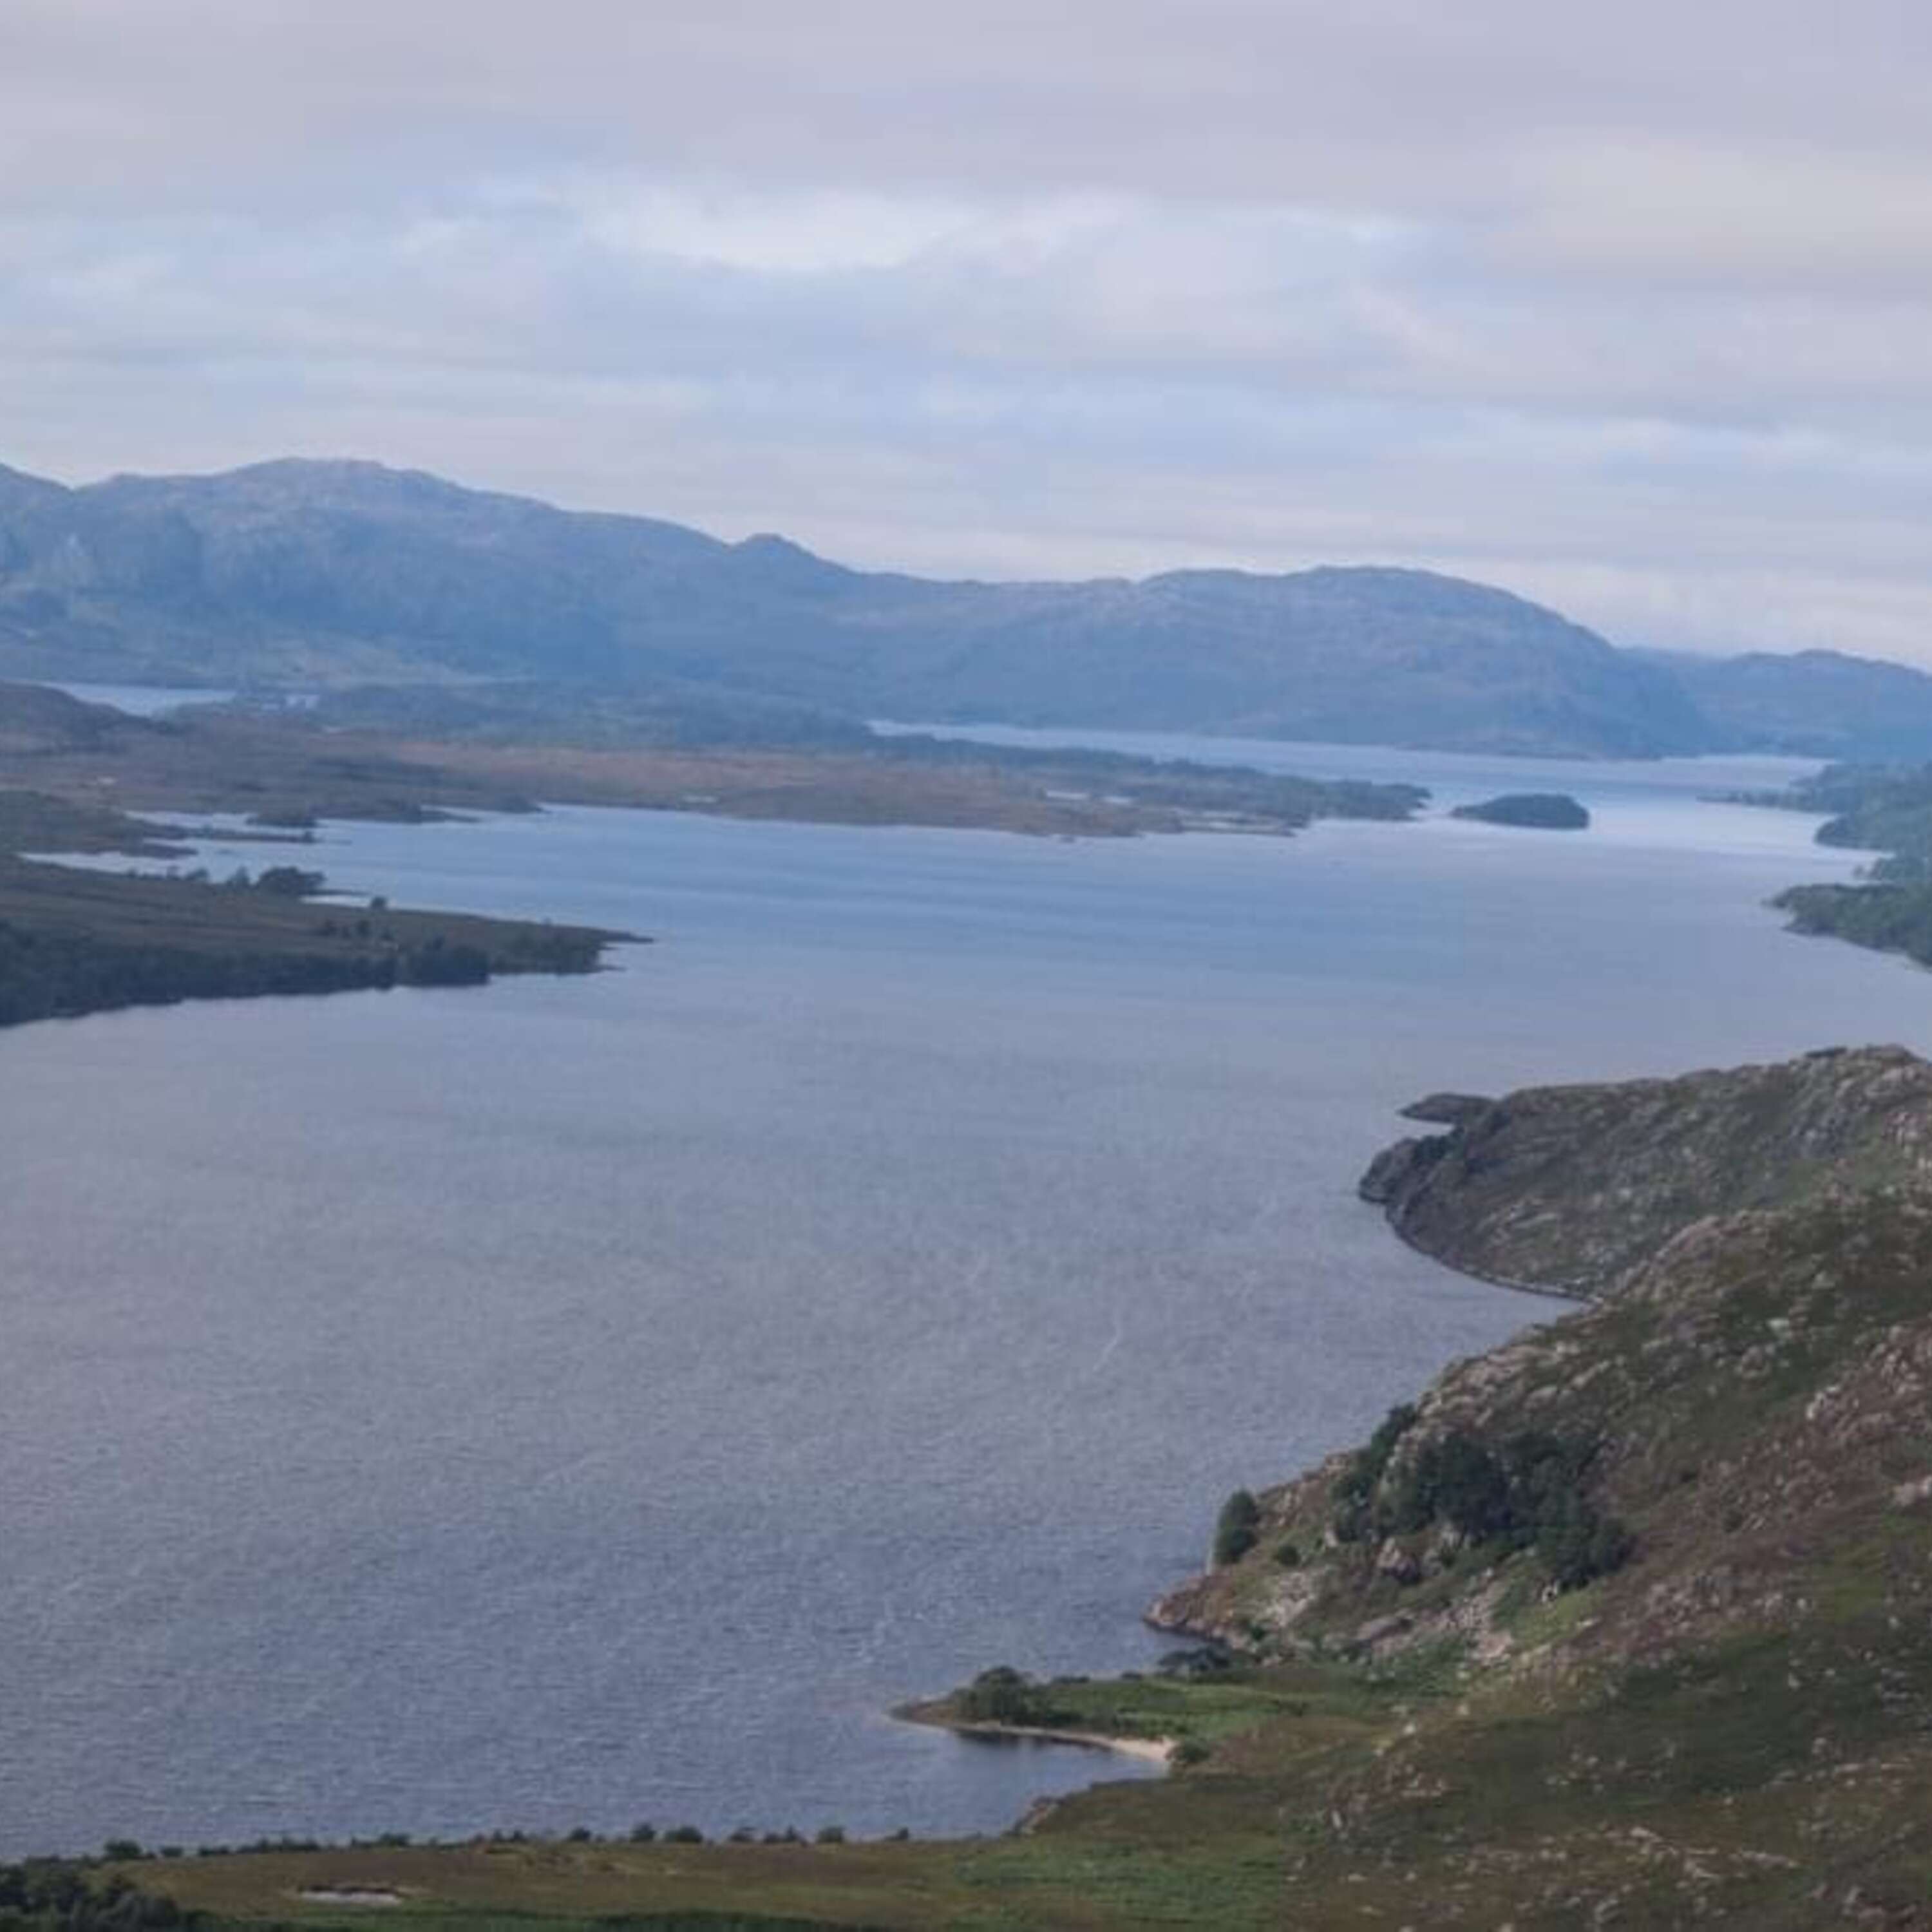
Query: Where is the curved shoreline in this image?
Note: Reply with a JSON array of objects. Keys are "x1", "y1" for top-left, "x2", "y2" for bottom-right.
[
  {"x1": 1374, "y1": 1201, "x2": 1593, "y2": 1305},
  {"x1": 895, "y1": 1705, "x2": 1174, "y2": 1766}
]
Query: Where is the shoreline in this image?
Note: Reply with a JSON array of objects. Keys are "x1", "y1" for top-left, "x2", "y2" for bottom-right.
[{"x1": 895, "y1": 1704, "x2": 1175, "y2": 1766}]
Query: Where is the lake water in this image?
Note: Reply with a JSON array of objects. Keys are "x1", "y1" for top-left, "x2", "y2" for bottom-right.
[
  {"x1": 51, "y1": 681, "x2": 240, "y2": 716},
  {"x1": 3, "y1": 738, "x2": 1927, "y2": 1856}
]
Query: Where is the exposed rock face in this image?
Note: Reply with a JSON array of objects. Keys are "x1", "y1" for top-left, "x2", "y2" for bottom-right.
[
  {"x1": 1359, "y1": 1045, "x2": 1932, "y2": 1298},
  {"x1": 1155, "y1": 1186, "x2": 1932, "y2": 1674},
  {"x1": 0, "y1": 679, "x2": 160, "y2": 755},
  {"x1": 1159, "y1": 1046, "x2": 1932, "y2": 1670},
  {"x1": 1135, "y1": 1046, "x2": 1932, "y2": 1924},
  {"x1": 1397, "y1": 1091, "x2": 1495, "y2": 1126}
]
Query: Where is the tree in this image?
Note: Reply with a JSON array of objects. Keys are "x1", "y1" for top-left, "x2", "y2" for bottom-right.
[{"x1": 1213, "y1": 1488, "x2": 1261, "y2": 1566}]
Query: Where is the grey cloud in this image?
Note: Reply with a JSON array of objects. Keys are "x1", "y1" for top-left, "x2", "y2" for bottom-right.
[{"x1": 1, "y1": 2, "x2": 1929, "y2": 662}]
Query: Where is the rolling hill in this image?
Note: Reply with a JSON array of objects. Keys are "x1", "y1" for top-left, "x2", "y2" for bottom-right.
[{"x1": 4, "y1": 456, "x2": 1929, "y2": 759}]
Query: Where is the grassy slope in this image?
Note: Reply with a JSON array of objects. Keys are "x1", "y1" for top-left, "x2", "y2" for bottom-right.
[
  {"x1": 100, "y1": 1061, "x2": 1932, "y2": 1926},
  {"x1": 1764, "y1": 761, "x2": 1932, "y2": 961},
  {"x1": 1362, "y1": 1045, "x2": 1932, "y2": 1296},
  {"x1": 0, "y1": 853, "x2": 627, "y2": 1027},
  {"x1": 14, "y1": 687, "x2": 1931, "y2": 1923}
]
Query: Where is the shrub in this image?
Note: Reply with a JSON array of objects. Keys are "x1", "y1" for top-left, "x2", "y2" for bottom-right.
[
  {"x1": 1157, "y1": 1646, "x2": 1222, "y2": 1679},
  {"x1": 252, "y1": 864, "x2": 325, "y2": 897},
  {"x1": 956, "y1": 1665, "x2": 1061, "y2": 1725},
  {"x1": 401, "y1": 938, "x2": 491, "y2": 986},
  {"x1": 1540, "y1": 1510, "x2": 1636, "y2": 1590},
  {"x1": 1212, "y1": 1488, "x2": 1261, "y2": 1566},
  {"x1": 1393, "y1": 1431, "x2": 1513, "y2": 1539},
  {"x1": 1378, "y1": 1425, "x2": 1634, "y2": 1591}
]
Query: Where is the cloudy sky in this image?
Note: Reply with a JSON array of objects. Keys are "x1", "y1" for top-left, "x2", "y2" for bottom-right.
[{"x1": 3, "y1": 1, "x2": 1930, "y2": 660}]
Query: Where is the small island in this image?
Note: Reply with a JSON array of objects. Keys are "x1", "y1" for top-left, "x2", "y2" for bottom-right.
[{"x1": 1449, "y1": 791, "x2": 1590, "y2": 830}]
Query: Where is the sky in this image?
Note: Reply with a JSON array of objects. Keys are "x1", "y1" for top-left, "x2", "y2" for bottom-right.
[{"x1": 3, "y1": 1, "x2": 1931, "y2": 661}]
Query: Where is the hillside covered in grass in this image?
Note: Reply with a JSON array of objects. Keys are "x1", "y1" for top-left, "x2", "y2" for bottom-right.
[
  {"x1": 1751, "y1": 761, "x2": 1932, "y2": 974},
  {"x1": 51, "y1": 1046, "x2": 1932, "y2": 1927}
]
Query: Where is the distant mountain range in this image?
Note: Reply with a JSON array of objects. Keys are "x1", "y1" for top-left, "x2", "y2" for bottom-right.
[{"x1": 3, "y1": 456, "x2": 1929, "y2": 760}]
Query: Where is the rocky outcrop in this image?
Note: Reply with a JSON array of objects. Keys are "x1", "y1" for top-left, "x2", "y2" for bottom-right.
[
  {"x1": 1397, "y1": 1091, "x2": 1495, "y2": 1126},
  {"x1": 1154, "y1": 1184, "x2": 1932, "y2": 1671},
  {"x1": 1163, "y1": 1048, "x2": 1932, "y2": 1661},
  {"x1": 1359, "y1": 1045, "x2": 1932, "y2": 1298},
  {"x1": 1125, "y1": 1049, "x2": 1932, "y2": 1924}
]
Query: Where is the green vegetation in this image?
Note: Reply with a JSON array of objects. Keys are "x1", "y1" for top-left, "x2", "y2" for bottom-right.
[
  {"x1": 1330, "y1": 1401, "x2": 1417, "y2": 1541},
  {"x1": 1776, "y1": 878, "x2": 1932, "y2": 965},
  {"x1": 75, "y1": 1137, "x2": 1932, "y2": 1926},
  {"x1": 1360, "y1": 1044, "x2": 1932, "y2": 1296},
  {"x1": 0, "y1": 1861, "x2": 204, "y2": 1929},
  {"x1": 0, "y1": 690, "x2": 632, "y2": 1030},
  {"x1": 1381, "y1": 1428, "x2": 1633, "y2": 1589},
  {"x1": 1755, "y1": 761, "x2": 1932, "y2": 967},
  {"x1": 245, "y1": 864, "x2": 326, "y2": 897},
  {"x1": 1331, "y1": 1408, "x2": 1629, "y2": 1591},
  {"x1": 6, "y1": 668, "x2": 1932, "y2": 1918},
  {"x1": 1784, "y1": 761, "x2": 1932, "y2": 875},
  {"x1": 0, "y1": 676, "x2": 1424, "y2": 848},
  {"x1": 1209, "y1": 1490, "x2": 1259, "y2": 1566},
  {"x1": 0, "y1": 789, "x2": 188, "y2": 858},
  {"x1": 953, "y1": 1666, "x2": 1063, "y2": 1727},
  {"x1": 0, "y1": 854, "x2": 621, "y2": 1031}
]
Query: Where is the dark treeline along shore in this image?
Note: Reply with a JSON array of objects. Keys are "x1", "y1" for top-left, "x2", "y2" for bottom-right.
[
  {"x1": 0, "y1": 857, "x2": 618, "y2": 1030},
  {"x1": 1756, "y1": 761, "x2": 1932, "y2": 972},
  {"x1": 0, "y1": 685, "x2": 629, "y2": 1029}
]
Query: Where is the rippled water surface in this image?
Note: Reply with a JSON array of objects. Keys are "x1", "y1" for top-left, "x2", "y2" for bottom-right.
[{"x1": 3, "y1": 739, "x2": 1927, "y2": 1853}]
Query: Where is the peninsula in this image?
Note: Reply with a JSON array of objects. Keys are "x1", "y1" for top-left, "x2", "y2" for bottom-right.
[
  {"x1": 0, "y1": 678, "x2": 1425, "y2": 1032},
  {"x1": 47, "y1": 1045, "x2": 1932, "y2": 1927},
  {"x1": 0, "y1": 686, "x2": 629, "y2": 1030}
]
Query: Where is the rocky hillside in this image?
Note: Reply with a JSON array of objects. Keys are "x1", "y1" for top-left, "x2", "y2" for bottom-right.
[
  {"x1": 0, "y1": 457, "x2": 1709, "y2": 756},
  {"x1": 1133, "y1": 1046, "x2": 1932, "y2": 1922},
  {"x1": 1359, "y1": 1046, "x2": 1932, "y2": 1296},
  {"x1": 61, "y1": 1048, "x2": 1932, "y2": 1924},
  {"x1": 0, "y1": 678, "x2": 162, "y2": 755}
]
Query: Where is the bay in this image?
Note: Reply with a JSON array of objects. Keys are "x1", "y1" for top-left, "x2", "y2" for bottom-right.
[{"x1": 1, "y1": 741, "x2": 1925, "y2": 1853}]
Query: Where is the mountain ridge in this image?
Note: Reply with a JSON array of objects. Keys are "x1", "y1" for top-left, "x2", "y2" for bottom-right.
[{"x1": 3, "y1": 455, "x2": 1929, "y2": 758}]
